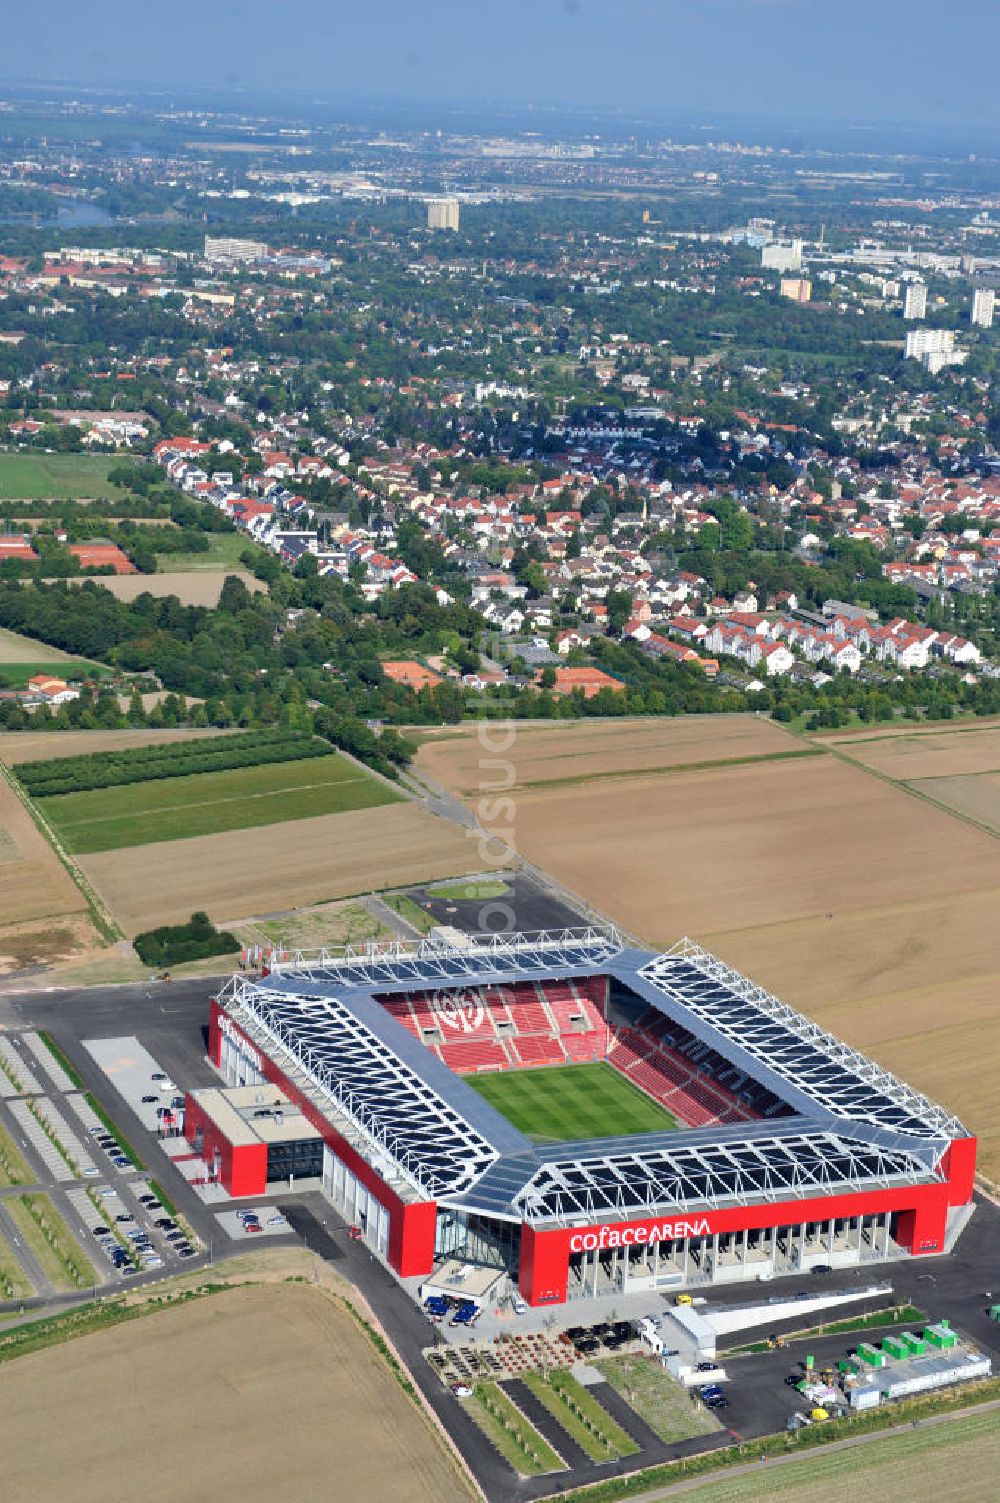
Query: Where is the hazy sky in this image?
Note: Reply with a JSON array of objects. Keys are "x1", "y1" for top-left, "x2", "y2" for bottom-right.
[{"x1": 3, "y1": 0, "x2": 999, "y2": 135}]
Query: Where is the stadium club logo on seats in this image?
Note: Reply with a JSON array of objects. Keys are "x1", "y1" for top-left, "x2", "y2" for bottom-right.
[
  {"x1": 431, "y1": 987, "x2": 487, "y2": 1033},
  {"x1": 569, "y1": 1219, "x2": 711, "y2": 1252}
]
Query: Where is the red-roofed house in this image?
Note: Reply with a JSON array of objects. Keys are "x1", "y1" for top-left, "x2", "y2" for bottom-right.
[{"x1": 69, "y1": 543, "x2": 135, "y2": 575}]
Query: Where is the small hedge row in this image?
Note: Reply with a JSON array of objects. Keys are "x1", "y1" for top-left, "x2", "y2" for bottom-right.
[
  {"x1": 18, "y1": 729, "x2": 327, "y2": 796},
  {"x1": 134, "y1": 911, "x2": 241, "y2": 969}
]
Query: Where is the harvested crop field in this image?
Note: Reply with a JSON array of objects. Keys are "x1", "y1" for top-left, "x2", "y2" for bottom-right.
[
  {"x1": 80, "y1": 801, "x2": 481, "y2": 933},
  {"x1": 834, "y1": 723, "x2": 1000, "y2": 781},
  {"x1": 415, "y1": 714, "x2": 799, "y2": 795},
  {"x1": 674, "y1": 1406, "x2": 1000, "y2": 1503},
  {"x1": 0, "y1": 627, "x2": 86, "y2": 665},
  {"x1": 38, "y1": 753, "x2": 401, "y2": 853},
  {"x1": 69, "y1": 568, "x2": 265, "y2": 605},
  {"x1": 0, "y1": 773, "x2": 87, "y2": 931},
  {"x1": 0, "y1": 1283, "x2": 472, "y2": 1503},
  {"x1": 418, "y1": 717, "x2": 1000, "y2": 1175},
  {"x1": 908, "y1": 773, "x2": 1000, "y2": 834},
  {"x1": 0, "y1": 727, "x2": 236, "y2": 765}
]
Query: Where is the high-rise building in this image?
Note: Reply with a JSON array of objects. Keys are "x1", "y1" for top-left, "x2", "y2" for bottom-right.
[
  {"x1": 904, "y1": 327, "x2": 967, "y2": 373},
  {"x1": 761, "y1": 239, "x2": 802, "y2": 273},
  {"x1": 972, "y1": 286, "x2": 995, "y2": 329},
  {"x1": 779, "y1": 277, "x2": 812, "y2": 303},
  {"x1": 204, "y1": 235, "x2": 268, "y2": 264},
  {"x1": 903, "y1": 281, "x2": 928, "y2": 320},
  {"x1": 427, "y1": 198, "x2": 460, "y2": 232}
]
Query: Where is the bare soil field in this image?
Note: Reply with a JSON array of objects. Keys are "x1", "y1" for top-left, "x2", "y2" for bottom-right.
[
  {"x1": 833, "y1": 724, "x2": 1000, "y2": 781},
  {"x1": 80, "y1": 801, "x2": 480, "y2": 933},
  {"x1": 0, "y1": 727, "x2": 236, "y2": 765},
  {"x1": 908, "y1": 773, "x2": 1000, "y2": 833},
  {"x1": 0, "y1": 774, "x2": 88, "y2": 932},
  {"x1": 0, "y1": 1283, "x2": 472, "y2": 1503},
  {"x1": 415, "y1": 715, "x2": 796, "y2": 795},
  {"x1": 424, "y1": 721, "x2": 1000, "y2": 1173},
  {"x1": 67, "y1": 567, "x2": 264, "y2": 605},
  {"x1": 0, "y1": 627, "x2": 82, "y2": 664}
]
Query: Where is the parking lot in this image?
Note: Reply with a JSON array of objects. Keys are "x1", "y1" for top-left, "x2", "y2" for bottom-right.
[
  {"x1": 215, "y1": 1206, "x2": 291, "y2": 1241},
  {"x1": 0, "y1": 1025, "x2": 206, "y2": 1302},
  {"x1": 84, "y1": 1036, "x2": 186, "y2": 1136}
]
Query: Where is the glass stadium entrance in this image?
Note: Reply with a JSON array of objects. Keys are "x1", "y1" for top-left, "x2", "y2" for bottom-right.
[{"x1": 564, "y1": 1213, "x2": 898, "y2": 1299}]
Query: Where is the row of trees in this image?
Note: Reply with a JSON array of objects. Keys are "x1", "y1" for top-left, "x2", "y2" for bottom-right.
[{"x1": 17, "y1": 728, "x2": 326, "y2": 797}]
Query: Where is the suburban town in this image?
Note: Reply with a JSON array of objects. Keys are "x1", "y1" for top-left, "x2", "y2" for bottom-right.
[{"x1": 0, "y1": 55, "x2": 999, "y2": 1503}]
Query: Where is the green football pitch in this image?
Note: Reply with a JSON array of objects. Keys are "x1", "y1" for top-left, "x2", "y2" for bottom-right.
[{"x1": 466, "y1": 1061, "x2": 677, "y2": 1142}]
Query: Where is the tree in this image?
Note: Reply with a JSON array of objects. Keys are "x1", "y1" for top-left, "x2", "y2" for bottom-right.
[{"x1": 607, "y1": 589, "x2": 633, "y2": 635}]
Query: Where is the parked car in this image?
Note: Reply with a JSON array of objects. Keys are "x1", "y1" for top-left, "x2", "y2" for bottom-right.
[{"x1": 141, "y1": 1094, "x2": 158, "y2": 1104}]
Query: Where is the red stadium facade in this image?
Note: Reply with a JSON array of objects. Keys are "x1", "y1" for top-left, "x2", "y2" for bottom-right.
[{"x1": 190, "y1": 934, "x2": 978, "y2": 1308}]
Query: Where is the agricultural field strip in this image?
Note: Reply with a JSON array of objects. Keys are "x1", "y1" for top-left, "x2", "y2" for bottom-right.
[
  {"x1": 516, "y1": 746, "x2": 821, "y2": 791},
  {"x1": 78, "y1": 800, "x2": 484, "y2": 933},
  {"x1": 671, "y1": 1406, "x2": 1000, "y2": 1503},
  {"x1": 38, "y1": 754, "x2": 400, "y2": 853},
  {"x1": 0, "y1": 727, "x2": 242, "y2": 765},
  {"x1": 0, "y1": 1283, "x2": 470, "y2": 1503},
  {"x1": 0, "y1": 626, "x2": 88, "y2": 664},
  {"x1": 16, "y1": 729, "x2": 328, "y2": 795},
  {"x1": 414, "y1": 715, "x2": 797, "y2": 794}
]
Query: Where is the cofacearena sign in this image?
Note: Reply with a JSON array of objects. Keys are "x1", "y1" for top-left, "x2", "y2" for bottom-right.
[{"x1": 569, "y1": 1218, "x2": 711, "y2": 1253}]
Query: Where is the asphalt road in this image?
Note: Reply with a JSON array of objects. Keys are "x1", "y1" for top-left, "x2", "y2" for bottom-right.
[{"x1": 405, "y1": 869, "x2": 588, "y2": 937}]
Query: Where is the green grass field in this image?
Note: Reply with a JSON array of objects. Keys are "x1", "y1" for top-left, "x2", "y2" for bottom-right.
[
  {"x1": 158, "y1": 533, "x2": 256, "y2": 571},
  {"x1": 0, "y1": 660, "x2": 102, "y2": 687},
  {"x1": 467, "y1": 1061, "x2": 676, "y2": 1141},
  {"x1": 0, "y1": 453, "x2": 130, "y2": 501},
  {"x1": 37, "y1": 753, "x2": 403, "y2": 853}
]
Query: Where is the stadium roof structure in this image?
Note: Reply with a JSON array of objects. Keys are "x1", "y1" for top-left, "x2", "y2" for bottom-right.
[{"x1": 217, "y1": 929, "x2": 967, "y2": 1227}]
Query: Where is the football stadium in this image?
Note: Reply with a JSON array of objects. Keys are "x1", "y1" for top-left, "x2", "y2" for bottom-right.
[{"x1": 190, "y1": 929, "x2": 977, "y2": 1308}]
